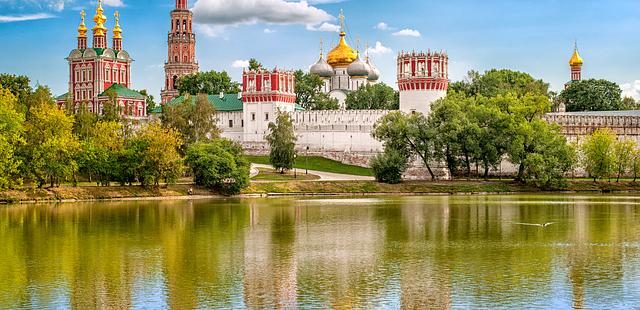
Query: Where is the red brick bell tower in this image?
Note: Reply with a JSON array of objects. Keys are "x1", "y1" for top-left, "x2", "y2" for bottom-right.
[{"x1": 161, "y1": 0, "x2": 199, "y2": 103}]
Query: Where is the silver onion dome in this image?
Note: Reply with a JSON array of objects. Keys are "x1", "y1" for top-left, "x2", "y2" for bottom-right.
[
  {"x1": 310, "y1": 57, "x2": 334, "y2": 78},
  {"x1": 347, "y1": 55, "x2": 370, "y2": 78},
  {"x1": 366, "y1": 59, "x2": 380, "y2": 81}
]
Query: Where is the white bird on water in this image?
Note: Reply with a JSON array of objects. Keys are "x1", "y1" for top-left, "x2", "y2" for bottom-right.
[{"x1": 513, "y1": 222, "x2": 556, "y2": 228}]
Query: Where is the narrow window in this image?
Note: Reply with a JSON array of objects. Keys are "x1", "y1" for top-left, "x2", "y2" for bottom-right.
[
  {"x1": 251, "y1": 113, "x2": 256, "y2": 121},
  {"x1": 265, "y1": 113, "x2": 269, "y2": 121},
  {"x1": 229, "y1": 120, "x2": 233, "y2": 128}
]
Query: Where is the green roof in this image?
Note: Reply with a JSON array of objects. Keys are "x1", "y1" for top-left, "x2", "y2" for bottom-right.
[
  {"x1": 93, "y1": 48, "x2": 105, "y2": 56},
  {"x1": 56, "y1": 93, "x2": 68, "y2": 100},
  {"x1": 100, "y1": 84, "x2": 145, "y2": 99},
  {"x1": 149, "y1": 94, "x2": 305, "y2": 114}
]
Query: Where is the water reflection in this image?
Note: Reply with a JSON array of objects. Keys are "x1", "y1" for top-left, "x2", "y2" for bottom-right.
[{"x1": 0, "y1": 195, "x2": 638, "y2": 309}]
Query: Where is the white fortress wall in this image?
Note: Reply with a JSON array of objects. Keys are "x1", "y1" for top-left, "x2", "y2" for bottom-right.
[
  {"x1": 399, "y1": 90, "x2": 447, "y2": 116},
  {"x1": 217, "y1": 111, "x2": 244, "y2": 141}
]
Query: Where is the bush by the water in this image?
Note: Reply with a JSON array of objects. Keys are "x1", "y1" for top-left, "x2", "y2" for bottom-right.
[
  {"x1": 371, "y1": 149, "x2": 408, "y2": 184},
  {"x1": 185, "y1": 140, "x2": 250, "y2": 195}
]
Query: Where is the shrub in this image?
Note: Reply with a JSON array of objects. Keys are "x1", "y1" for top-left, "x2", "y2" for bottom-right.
[{"x1": 371, "y1": 149, "x2": 409, "y2": 184}]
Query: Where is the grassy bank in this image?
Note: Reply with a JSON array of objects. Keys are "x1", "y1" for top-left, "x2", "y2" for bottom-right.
[
  {"x1": 3, "y1": 180, "x2": 640, "y2": 204},
  {"x1": 247, "y1": 156, "x2": 373, "y2": 176}
]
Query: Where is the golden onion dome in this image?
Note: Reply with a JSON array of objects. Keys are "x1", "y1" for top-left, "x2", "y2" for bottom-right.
[
  {"x1": 77, "y1": 10, "x2": 88, "y2": 38},
  {"x1": 327, "y1": 32, "x2": 358, "y2": 68},
  {"x1": 569, "y1": 48, "x2": 583, "y2": 67},
  {"x1": 92, "y1": 0, "x2": 108, "y2": 36},
  {"x1": 112, "y1": 11, "x2": 122, "y2": 39}
]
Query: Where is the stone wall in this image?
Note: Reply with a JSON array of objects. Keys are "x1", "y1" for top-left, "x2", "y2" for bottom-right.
[{"x1": 545, "y1": 112, "x2": 640, "y2": 144}]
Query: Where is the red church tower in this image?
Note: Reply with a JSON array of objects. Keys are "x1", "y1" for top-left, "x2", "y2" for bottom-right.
[
  {"x1": 56, "y1": 0, "x2": 146, "y2": 118},
  {"x1": 161, "y1": 0, "x2": 199, "y2": 104}
]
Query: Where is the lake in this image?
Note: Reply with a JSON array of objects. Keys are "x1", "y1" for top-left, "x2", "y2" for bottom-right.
[{"x1": 0, "y1": 195, "x2": 639, "y2": 309}]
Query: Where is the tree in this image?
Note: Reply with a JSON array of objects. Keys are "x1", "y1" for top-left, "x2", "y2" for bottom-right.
[
  {"x1": 613, "y1": 139, "x2": 637, "y2": 182},
  {"x1": 622, "y1": 96, "x2": 639, "y2": 110},
  {"x1": 371, "y1": 148, "x2": 409, "y2": 184},
  {"x1": 161, "y1": 94, "x2": 219, "y2": 147},
  {"x1": 632, "y1": 149, "x2": 640, "y2": 182},
  {"x1": 0, "y1": 74, "x2": 31, "y2": 104},
  {"x1": 177, "y1": 70, "x2": 241, "y2": 96},
  {"x1": 21, "y1": 102, "x2": 80, "y2": 187},
  {"x1": 294, "y1": 70, "x2": 340, "y2": 110},
  {"x1": 77, "y1": 121, "x2": 124, "y2": 186},
  {"x1": 559, "y1": 79, "x2": 624, "y2": 112},
  {"x1": 130, "y1": 123, "x2": 183, "y2": 186},
  {"x1": 450, "y1": 69, "x2": 549, "y2": 98},
  {"x1": 185, "y1": 140, "x2": 250, "y2": 195},
  {"x1": 136, "y1": 89, "x2": 158, "y2": 115},
  {"x1": 346, "y1": 83, "x2": 399, "y2": 110},
  {"x1": 373, "y1": 111, "x2": 438, "y2": 179},
  {"x1": 581, "y1": 128, "x2": 616, "y2": 181},
  {"x1": 0, "y1": 86, "x2": 25, "y2": 189},
  {"x1": 266, "y1": 111, "x2": 297, "y2": 173},
  {"x1": 71, "y1": 101, "x2": 98, "y2": 140},
  {"x1": 248, "y1": 58, "x2": 263, "y2": 71}
]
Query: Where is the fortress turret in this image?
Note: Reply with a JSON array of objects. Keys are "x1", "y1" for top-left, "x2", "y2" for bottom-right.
[{"x1": 397, "y1": 50, "x2": 448, "y2": 115}]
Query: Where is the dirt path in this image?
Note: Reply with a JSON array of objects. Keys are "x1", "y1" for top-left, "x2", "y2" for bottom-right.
[{"x1": 251, "y1": 164, "x2": 375, "y2": 181}]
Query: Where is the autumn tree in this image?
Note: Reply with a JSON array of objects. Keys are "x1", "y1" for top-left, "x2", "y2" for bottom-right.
[
  {"x1": 0, "y1": 86, "x2": 25, "y2": 189},
  {"x1": 129, "y1": 123, "x2": 184, "y2": 186}
]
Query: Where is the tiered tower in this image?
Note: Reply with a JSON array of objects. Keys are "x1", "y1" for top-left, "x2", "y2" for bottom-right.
[
  {"x1": 161, "y1": 0, "x2": 199, "y2": 104},
  {"x1": 569, "y1": 43, "x2": 583, "y2": 84},
  {"x1": 397, "y1": 50, "x2": 449, "y2": 116},
  {"x1": 241, "y1": 69, "x2": 297, "y2": 142}
]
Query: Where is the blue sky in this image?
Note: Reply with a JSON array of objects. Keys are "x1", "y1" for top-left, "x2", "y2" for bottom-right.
[{"x1": 1, "y1": 0, "x2": 640, "y2": 100}]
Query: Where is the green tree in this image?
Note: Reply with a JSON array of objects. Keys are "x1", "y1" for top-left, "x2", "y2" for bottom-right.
[
  {"x1": 581, "y1": 128, "x2": 616, "y2": 181},
  {"x1": 450, "y1": 69, "x2": 549, "y2": 98},
  {"x1": 130, "y1": 123, "x2": 184, "y2": 186},
  {"x1": 346, "y1": 83, "x2": 399, "y2": 110},
  {"x1": 71, "y1": 101, "x2": 98, "y2": 140},
  {"x1": 294, "y1": 70, "x2": 340, "y2": 110},
  {"x1": 371, "y1": 148, "x2": 409, "y2": 184},
  {"x1": 161, "y1": 94, "x2": 219, "y2": 147},
  {"x1": 136, "y1": 89, "x2": 158, "y2": 115},
  {"x1": 248, "y1": 58, "x2": 263, "y2": 71},
  {"x1": 559, "y1": 79, "x2": 624, "y2": 112},
  {"x1": 622, "y1": 96, "x2": 639, "y2": 110},
  {"x1": 373, "y1": 111, "x2": 438, "y2": 179},
  {"x1": 77, "y1": 121, "x2": 124, "y2": 186},
  {"x1": 632, "y1": 149, "x2": 640, "y2": 182},
  {"x1": 185, "y1": 140, "x2": 250, "y2": 195},
  {"x1": 613, "y1": 139, "x2": 637, "y2": 182},
  {"x1": 21, "y1": 102, "x2": 80, "y2": 188},
  {"x1": 266, "y1": 111, "x2": 297, "y2": 173},
  {"x1": 0, "y1": 86, "x2": 25, "y2": 189},
  {"x1": 0, "y1": 74, "x2": 31, "y2": 104},
  {"x1": 177, "y1": 70, "x2": 241, "y2": 96}
]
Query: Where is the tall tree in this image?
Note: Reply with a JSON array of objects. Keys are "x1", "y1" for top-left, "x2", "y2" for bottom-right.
[
  {"x1": 613, "y1": 139, "x2": 637, "y2": 182},
  {"x1": 294, "y1": 70, "x2": 339, "y2": 110},
  {"x1": 161, "y1": 94, "x2": 219, "y2": 147},
  {"x1": 581, "y1": 128, "x2": 616, "y2": 181},
  {"x1": 266, "y1": 111, "x2": 297, "y2": 173},
  {"x1": 130, "y1": 123, "x2": 183, "y2": 186},
  {"x1": 177, "y1": 70, "x2": 241, "y2": 96},
  {"x1": 248, "y1": 58, "x2": 263, "y2": 71},
  {"x1": 185, "y1": 140, "x2": 250, "y2": 195},
  {"x1": 77, "y1": 121, "x2": 124, "y2": 186},
  {"x1": 450, "y1": 69, "x2": 549, "y2": 98},
  {"x1": 0, "y1": 86, "x2": 25, "y2": 189},
  {"x1": 346, "y1": 83, "x2": 399, "y2": 110},
  {"x1": 559, "y1": 79, "x2": 624, "y2": 112}
]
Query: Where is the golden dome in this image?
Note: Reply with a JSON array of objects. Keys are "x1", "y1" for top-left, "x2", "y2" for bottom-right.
[
  {"x1": 327, "y1": 32, "x2": 358, "y2": 68},
  {"x1": 92, "y1": 0, "x2": 108, "y2": 37},
  {"x1": 569, "y1": 48, "x2": 583, "y2": 67},
  {"x1": 112, "y1": 11, "x2": 122, "y2": 39},
  {"x1": 77, "y1": 10, "x2": 88, "y2": 38}
]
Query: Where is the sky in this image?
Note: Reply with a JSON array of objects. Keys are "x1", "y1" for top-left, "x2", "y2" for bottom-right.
[{"x1": 1, "y1": 0, "x2": 640, "y2": 100}]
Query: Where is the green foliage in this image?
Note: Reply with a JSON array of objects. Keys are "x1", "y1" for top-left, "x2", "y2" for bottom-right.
[
  {"x1": 266, "y1": 111, "x2": 297, "y2": 173},
  {"x1": 136, "y1": 89, "x2": 158, "y2": 115},
  {"x1": 581, "y1": 128, "x2": 616, "y2": 181},
  {"x1": 77, "y1": 121, "x2": 124, "y2": 186},
  {"x1": 161, "y1": 94, "x2": 220, "y2": 147},
  {"x1": 248, "y1": 58, "x2": 263, "y2": 71},
  {"x1": 246, "y1": 155, "x2": 374, "y2": 176},
  {"x1": 0, "y1": 74, "x2": 31, "y2": 104},
  {"x1": 559, "y1": 79, "x2": 624, "y2": 112},
  {"x1": 613, "y1": 139, "x2": 637, "y2": 182},
  {"x1": 177, "y1": 70, "x2": 241, "y2": 96},
  {"x1": 129, "y1": 123, "x2": 184, "y2": 186},
  {"x1": 21, "y1": 102, "x2": 80, "y2": 188},
  {"x1": 185, "y1": 140, "x2": 250, "y2": 195},
  {"x1": 294, "y1": 70, "x2": 340, "y2": 110},
  {"x1": 371, "y1": 148, "x2": 409, "y2": 184},
  {"x1": 0, "y1": 86, "x2": 25, "y2": 189},
  {"x1": 346, "y1": 83, "x2": 399, "y2": 110},
  {"x1": 373, "y1": 111, "x2": 438, "y2": 179},
  {"x1": 450, "y1": 69, "x2": 549, "y2": 98}
]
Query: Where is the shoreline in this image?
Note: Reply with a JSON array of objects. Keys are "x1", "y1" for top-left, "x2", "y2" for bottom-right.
[{"x1": 2, "y1": 180, "x2": 640, "y2": 205}]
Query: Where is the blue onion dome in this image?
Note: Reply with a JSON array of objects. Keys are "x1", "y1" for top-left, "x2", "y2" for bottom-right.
[
  {"x1": 347, "y1": 54, "x2": 370, "y2": 78},
  {"x1": 310, "y1": 57, "x2": 334, "y2": 78}
]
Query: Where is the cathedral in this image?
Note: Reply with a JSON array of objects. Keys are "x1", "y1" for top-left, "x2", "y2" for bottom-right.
[
  {"x1": 56, "y1": 0, "x2": 146, "y2": 119},
  {"x1": 309, "y1": 10, "x2": 380, "y2": 108}
]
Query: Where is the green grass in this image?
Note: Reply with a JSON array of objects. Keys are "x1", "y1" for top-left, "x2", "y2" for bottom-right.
[
  {"x1": 246, "y1": 156, "x2": 374, "y2": 177},
  {"x1": 251, "y1": 168, "x2": 321, "y2": 181}
]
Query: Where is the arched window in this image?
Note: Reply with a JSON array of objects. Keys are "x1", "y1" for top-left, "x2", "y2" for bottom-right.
[
  {"x1": 174, "y1": 55, "x2": 179, "y2": 62},
  {"x1": 173, "y1": 75, "x2": 178, "y2": 89}
]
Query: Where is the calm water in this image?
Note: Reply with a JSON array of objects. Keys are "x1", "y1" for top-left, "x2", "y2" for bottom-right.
[{"x1": 0, "y1": 195, "x2": 639, "y2": 309}]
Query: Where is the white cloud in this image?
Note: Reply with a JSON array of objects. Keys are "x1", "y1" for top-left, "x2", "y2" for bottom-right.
[
  {"x1": 103, "y1": 0, "x2": 125, "y2": 7},
  {"x1": 0, "y1": 13, "x2": 54, "y2": 22},
  {"x1": 306, "y1": 22, "x2": 339, "y2": 32},
  {"x1": 393, "y1": 28, "x2": 421, "y2": 37},
  {"x1": 307, "y1": 0, "x2": 346, "y2": 3},
  {"x1": 195, "y1": 24, "x2": 227, "y2": 37},
  {"x1": 264, "y1": 28, "x2": 276, "y2": 34},
  {"x1": 621, "y1": 80, "x2": 640, "y2": 100},
  {"x1": 367, "y1": 41, "x2": 392, "y2": 55},
  {"x1": 375, "y1": 22, "x2": 388, "y2": 30},
  {"x1": 232, "y1": 59, "x2": 250, "y2": 68}
]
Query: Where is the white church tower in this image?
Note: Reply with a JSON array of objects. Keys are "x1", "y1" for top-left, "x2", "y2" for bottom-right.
[
  {"x1": 398, "y1": 50, "x2": 449, "y2": 116},
  {"x1": 242, "y1": 68, "x2": 297, "y2": 142}
]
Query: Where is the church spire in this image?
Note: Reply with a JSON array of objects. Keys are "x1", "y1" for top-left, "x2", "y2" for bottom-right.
[
  {"x1": 569, "y1": 41, "x2": 583, "y2": 82},
  {"x1": 176, "y1": 0, "x2": 187, "y2": 10},
  {"x1": 92, "y1": 0, "x2": 108, "y2": 49},
  {"x1": 112, "y1": 11, "x2": 123, "y2": 51},
  {"x1": 77, "y1": 10, "x2": 88, "y2": 49}
]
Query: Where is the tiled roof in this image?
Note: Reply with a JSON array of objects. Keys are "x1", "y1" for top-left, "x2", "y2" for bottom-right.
[{"x1": 100, "y1": 84, "x2": 145, "y2": 99}]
